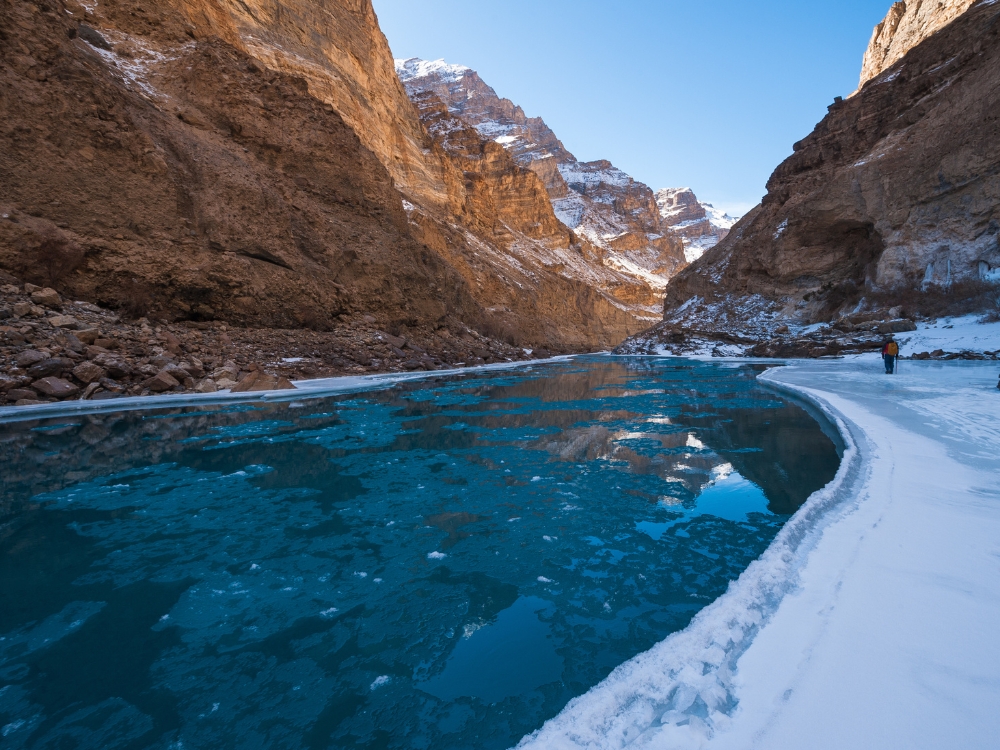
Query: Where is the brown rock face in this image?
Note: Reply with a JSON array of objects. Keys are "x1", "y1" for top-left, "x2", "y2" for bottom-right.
[
  {"x1": 859, "y1": 0, "x2": 977, "y2": 87},
  {"x1": 1, "y1": 0, "x2": 666, "y2": 351},
  {"x1": 0, "y1": 0, "x2": 484, "y2": 333},
  {"x1": 31, "y1": 376, "x2": 80, "y2": 398},
  {"x1": 659, "y1": 0, "x2": 1000, "y2": 329},
  {"x1": 401, "y1": 91, "x2": 659, "y2": 347},
  {"x1": 167, "y1": 0, "x2": 453, "y2": 210}
]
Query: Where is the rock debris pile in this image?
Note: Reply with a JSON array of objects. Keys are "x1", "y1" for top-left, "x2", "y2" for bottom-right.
[{"x1": 0, "y1": 277, "x2": 540, "y2": 408}]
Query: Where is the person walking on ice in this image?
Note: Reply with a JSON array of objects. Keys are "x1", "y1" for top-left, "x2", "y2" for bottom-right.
[{"x1": 882, "y1": 336, "x2": 899, "y2": 374}]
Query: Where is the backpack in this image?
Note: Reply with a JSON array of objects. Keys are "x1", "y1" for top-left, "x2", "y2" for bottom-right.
[{"x1": 886, "y1": 342, "x2": 899, "y2": 356}]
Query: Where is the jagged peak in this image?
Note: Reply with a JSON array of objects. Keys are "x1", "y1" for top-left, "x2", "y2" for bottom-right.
[{"x1": 395, "y1": 57, "x2": 471, "y2": 84}]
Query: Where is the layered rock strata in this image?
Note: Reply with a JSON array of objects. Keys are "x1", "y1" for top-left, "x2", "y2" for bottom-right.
[{"x1": 629, "y1": 0, "x2": 1000, "y2": 349}]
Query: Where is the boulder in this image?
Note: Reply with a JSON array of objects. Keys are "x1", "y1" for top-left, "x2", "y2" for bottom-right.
[
  {"x1": 81, "y1": 382, "x2": 101, "y2": 400},
  {"x1": 76, "y1": 329, "x2": 100, "y2": 345},
  {"x1": 23, "y1": 283, "x2": 42, "y2": 294},
  {"x1": 162, "y1": 364, "x2": 195, "y2": 389},
  {"x1": 31, "y1": 288, "x2": 62, "y2": 307},
  {"x1": 16, "y1": 350, "x2": 49, "y2": 368},
  {"x1": 145, "y1": 370, "x2": 180, "y2": 392},
  {"x1": 7, "y1": 388, "x2": 38, "y2": 401},
  {"x1": 12, "y1": 302, "x2": 32, "y2": 317},
  {"x1": 195, "y1": 378, "x2": 218, "y2": 393},
  {"x1": 28, "y1": 357, "x2": 74, "y2": 379},
  {"x1": 878, "y1": 319, "x2": 918, "y2": 334},
  {"x1": 181, "y1": 360, "x2": 205, "y2": 379},
  {"x1": 72, "y1": 361, "x2": 106, "y2": 384},
  {"x1": 383, "y1": 333, "x2": 406, "y2": 349},
  {"x1": 31, "y1": 377, "x2": 80, "y2": 398},
  {"x1": 48, "y1": 315, "x2": 80, "y2": 329},
  {"x1": 229, "y1": 371, "x2": 296, "y2": 392},
  {"x1": 91, "y1": 391, "x2": 123, "y2": 401},
  {"x1": 159, "y1": 330, "x2": 183, "y2": 355},
  {"x1": 149, "y1": 354, "x2": 175, "y2": 369},
  {"x1": 94, "y1": 354, "x2": 132, "y2": 379},
  {"x1": 211, "y1": 361, "x2": 240, "y2": 381}
]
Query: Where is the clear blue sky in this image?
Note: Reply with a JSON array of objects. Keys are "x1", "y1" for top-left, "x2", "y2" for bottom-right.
[{"x1": 371, "y1": 0, "x2": 893, "y2": 216}]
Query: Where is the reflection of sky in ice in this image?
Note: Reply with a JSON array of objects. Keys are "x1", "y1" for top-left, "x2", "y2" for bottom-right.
[{"x1": 0, "y1": 358, "x2": 840, "y2": 750}]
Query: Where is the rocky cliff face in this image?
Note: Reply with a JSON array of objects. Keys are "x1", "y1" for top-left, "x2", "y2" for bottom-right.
[
  {"x1": 168, "y1": 0, "x2": 456, "y2": 212},
  {"x1": 859, "y1": 0, "x2": 977, "y2": 87},
  {"x1": 0, "y1": 0, "x2": 482, "y2": 333},
  {"x1": 656, "y1": 188, "x2": 736, "y2": 264},
  {"x1": 648, "y1": 0, "x2": 1000, "y2": 336},
  {"x1": 396, "y1": 58, "x2": 690, "y2": 290},
  {"x1": 0, "y1": 0, "x2": 671, "y2": 351}
]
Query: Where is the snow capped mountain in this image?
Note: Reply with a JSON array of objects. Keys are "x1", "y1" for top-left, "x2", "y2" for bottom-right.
[
  {"x1": 656, "y1": 187, "x2": 737, "y2": 263},
  {"x1": 395, "y1": 57, "x2": 471, "y2": 84},
  {"x1": 394, "y1": 58, "x2": 689, "y2": 285}
]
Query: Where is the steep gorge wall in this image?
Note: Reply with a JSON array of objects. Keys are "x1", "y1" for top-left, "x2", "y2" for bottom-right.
[
  {"x1": 167, "y1": 0, "x2": 457, "y2": 212},
  {"x1": 0, "y1": 0, "x2": 480, "y2": 331},
  {"x1": 659, "y1": 0, "x2": 1000, "y2": 328},
  {"x1": 1, "y1": 0, "x2": 665, "y2": 349},
  {"x1": 859, "y1": 0, "x2": 978, "y2": 87}
]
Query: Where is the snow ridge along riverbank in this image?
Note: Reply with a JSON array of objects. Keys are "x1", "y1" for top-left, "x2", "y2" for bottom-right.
[{"x1": 517, "y1": 359, "x2": 1000, "y2": 749}]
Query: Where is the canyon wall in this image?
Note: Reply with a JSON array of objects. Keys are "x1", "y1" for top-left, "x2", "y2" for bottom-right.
[
  {"x1": 859, "y1": 0, "x2": 978, "y2": 87},
  {"x1": 657, "y1": 0, "x2": 999, "y2": 331},
  {"x1": 0, "y1": 0, "x2": 672, "y2": 348},
  {"x1": 0, "y1": 0, "x2": 481, "y2": 332}
]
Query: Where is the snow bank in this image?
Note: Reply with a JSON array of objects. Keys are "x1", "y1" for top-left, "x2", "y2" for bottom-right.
[
  {"x1": 517, "y1": 359, "x2": 1000, "y2": 749},
  {"x1": 897, "y1": 314, "x2": 1000, "y2": 354}
]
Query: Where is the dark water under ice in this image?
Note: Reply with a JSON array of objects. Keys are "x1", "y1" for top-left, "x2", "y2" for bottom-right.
[{"x1": 0, "y1": 357, "x2": 841, "y2": 749}]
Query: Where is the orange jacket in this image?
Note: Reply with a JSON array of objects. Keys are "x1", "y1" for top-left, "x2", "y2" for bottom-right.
[{"x1": 882, "y1": 342, "x2": 899, "y2": 356}]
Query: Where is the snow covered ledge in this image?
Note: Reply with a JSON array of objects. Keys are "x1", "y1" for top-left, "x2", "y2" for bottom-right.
[{"x1": 517, "y1": 359, "x2": 1000, "y2": 750}]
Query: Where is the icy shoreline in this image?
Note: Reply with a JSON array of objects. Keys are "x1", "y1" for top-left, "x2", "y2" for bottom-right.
[
  {"x1": 0, "y1": 356, "x2": 575, "y2": 424},
  {"x1": 517, "y1": 359, "x2": 1000, "y2": 749}
]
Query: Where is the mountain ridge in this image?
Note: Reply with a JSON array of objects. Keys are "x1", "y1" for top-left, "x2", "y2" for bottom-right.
[{"x1": 396, "y1": 57, "x2": 735, "y2": 287}]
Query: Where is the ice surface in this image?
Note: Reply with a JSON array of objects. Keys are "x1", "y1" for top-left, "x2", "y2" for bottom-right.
[
  {"x1": 517, "y1": 359, "x2": 1000, "y2": 749},
  {"x1": 0, "y1": 359, "x2": 840, "y2": 750}
]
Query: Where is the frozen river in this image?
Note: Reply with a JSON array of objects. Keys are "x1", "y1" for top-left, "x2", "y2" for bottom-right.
[{"x1": 0, "y1": 358, "x2": 841, "y2": 749}]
